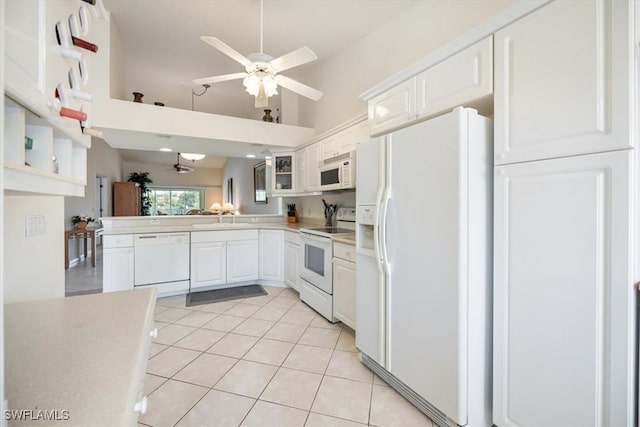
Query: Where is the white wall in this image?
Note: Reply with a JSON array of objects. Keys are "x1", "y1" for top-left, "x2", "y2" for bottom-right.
[
  {"x1": 4, "y1": 196, "x2": 65, "y2": 303},
  {"x1": 295, "y1": 0, "x2": 514, "y2": 132},
  {"x1": 122, "y1": 160, "x2": 224, "y2": 209},
  {"x1": 65, "y1": 138, "x2": 123, "y2": 228},
  {"x1": 109, "y1": 18, "x2": 127, "y2": 100},
  {"x1": 223, "y1": 157, "x2": 281, "y2": 215}
]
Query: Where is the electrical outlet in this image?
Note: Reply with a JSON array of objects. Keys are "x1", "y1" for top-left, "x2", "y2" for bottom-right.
[
  {"x1": 150, "y1": 219, "x2": 160, "y2": 225},
  {"x1": 26, "y1": 213, "x2": 46, "y2": 237}
]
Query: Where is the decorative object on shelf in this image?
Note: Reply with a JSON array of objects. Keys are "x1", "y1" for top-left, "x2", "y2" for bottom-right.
[
  {"x1": 287, "y1": 203, "x2": 298, "y2": 223},
  {"x1": 192, "y1": 0, "x2": 323, "y2": 108},
  {"x1": 209, "y1": 202, "x2": 222, "y2": 214},
  {"x1": 254, "y1": 161, "x2": 267, "y2": 203},
  {"x1": 132, "y1": 92, "x2": 144, "y2": 103},
  {"x1": 71, "y1": 215, "x2": 94, "y2": 230},
  {"x1": 222, "y1": 203, "x2": 235, "y2": 215},
  {"x1": 275, "y1": 108, "x2": 280, "y2": 123},
  {"x1": 127, "y1": 172, "x2": 153, "y2": 215},
  {"x1": 262, "y1": 109, "x2": 273, "y2": 122},
  {"x1": 52, "y1": 156, "x2": 59, "y2": 174},
  {"x1": 154, "y1": 102, "x2": 165, "y2": 106},
  {"x1": 322, "y1": 199, "x2": 337, "y2": 226},
  {"x1": 24, "y1": 136, "x2": 33, "y2": 150}
]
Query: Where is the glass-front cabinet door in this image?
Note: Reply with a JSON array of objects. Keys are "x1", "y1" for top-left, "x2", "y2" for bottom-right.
[{"x1": 272, "y1": 153, "x2": 295, "y2": 194}]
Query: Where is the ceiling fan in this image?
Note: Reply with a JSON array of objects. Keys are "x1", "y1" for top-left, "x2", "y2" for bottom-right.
[
  {"x1": 173, "y1": 153, "x2": 194, "y2": 174},
  {"x1": 193, "y1": 0, "x2": 323, "y2": 108}
]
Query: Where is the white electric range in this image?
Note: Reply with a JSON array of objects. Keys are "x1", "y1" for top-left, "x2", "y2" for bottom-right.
[{"x1": 299, "y1": 207, "x2": 355, "y2": 322}]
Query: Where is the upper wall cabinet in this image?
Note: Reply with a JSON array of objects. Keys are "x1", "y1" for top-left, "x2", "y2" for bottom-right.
[
  {"x1": 494, "y1": 0, "x2": 633, "y2": 165},
  {"x1": 368, "y1": 36, "x2": 493, "y2": 137}
]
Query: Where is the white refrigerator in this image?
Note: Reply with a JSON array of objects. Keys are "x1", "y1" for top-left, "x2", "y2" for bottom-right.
[{"x1": 355, "y1": 107, "x2": 493, "y2": 427}]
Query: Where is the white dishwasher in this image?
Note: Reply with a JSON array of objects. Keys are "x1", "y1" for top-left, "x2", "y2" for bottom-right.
[{"x1": 134, "y1": 233, "x2": 190, "y2": 289}]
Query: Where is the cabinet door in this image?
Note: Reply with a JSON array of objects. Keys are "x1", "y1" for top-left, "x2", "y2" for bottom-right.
[
  {"x1": 190, "y1": 242, "x2": 226, "y2": 289},
  {"x1": 103, "y1": 247, "x2": 134, "y2": 292},
  {"x1": 272, "y1": 153, "x2": 295, "y2": 193},
  {"x1": 295, "y1": 149, "x2": 306, "y2": 193},
  {"x1": 368, "y1": 77, "x2": 415, "y2": 137},
  {"x1": 332, "y1": 258, "x2": 355, "y2": 330},
  {"x1": 336, "y1": 127, "x2": 356, "y2": 156},
  {"x1": 227, "y1": 240, "x2": 259, "y2": 283},
  {"x1": 306, "y1": 143, "x2": 321, "y2": 191},
  {"x1": 259, "y1": 230, "x2": 284, "y2": 281},
  {"x1": 494, "y1": 0, "x2": 633, "y2": 164},
  {"x1": 416, "y1": 36, "x2": 492, "y2": 121},
  {"x1": 321, "y1": 136, "x2": 338, "y2": 160},
  {"x1": 494, "y1": 150, "x2": 634, "y2": 427},
  {"x1": 284, "y1": 242, "x2": 299, "y2": 291}
]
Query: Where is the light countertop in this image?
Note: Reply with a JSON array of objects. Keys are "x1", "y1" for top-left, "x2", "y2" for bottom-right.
[
  {"x1": 5, "y1": 289, "x2": 156, "y2": 426},
  {"x1": 332, "y1": 234, "x2": 356, "y2": 245},
  {"x1": 100, "y1": 221, "x2": 318, "y2": 236}
]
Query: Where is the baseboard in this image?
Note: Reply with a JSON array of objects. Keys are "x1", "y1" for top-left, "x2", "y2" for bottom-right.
[{"x1": 68, "y1": 250, "x2": 93, "y2": 269}]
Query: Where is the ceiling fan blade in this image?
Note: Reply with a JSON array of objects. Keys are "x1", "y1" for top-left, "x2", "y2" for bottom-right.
[
  {"x1": 274, "y1": 75, "x2": 323, "y2": 101},
  {"x1": 270, "y1": 46, "x2": 318, "y2": 73},
  {"x1": 193, "y1": 72, "x2": 248, "y2": 85},
  {"x1": 200, "y1": 36, "x2": 252, "y2": 67}
]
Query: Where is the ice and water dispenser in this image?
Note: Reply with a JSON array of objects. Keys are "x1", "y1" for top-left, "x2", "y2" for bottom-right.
[{"x1": 356, "y1": 204, "x2": 376, "y2": 252}]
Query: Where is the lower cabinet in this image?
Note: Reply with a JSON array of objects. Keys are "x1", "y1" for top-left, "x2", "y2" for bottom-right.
[
  {"x1": 190, "y1": 242, "x2": 226, "y2": 289},
  {"x1": 259, "y1": 230, "x2": 284, "y2": 282},
  {"x1": 284, "y1": 230, "x2": 301, "y2": 292},
  {"x1": 190, "y1": 230, "x2": 259, "y2": 289},
  {"x1": 493, "y1": 150, "x2": 634, "y2": 426},
  {"x1": 284, "y1": 241, "x2": 299, "y2": 291},
  {"x1": 227, "y1": 240, "x2": 259, "y2": 283},
  {"x1": 333, "y1": 242, "x2": 356, "y2": 329},
  {"x1": 103, "y1": 234, "x2": 134, "y2": 292}
]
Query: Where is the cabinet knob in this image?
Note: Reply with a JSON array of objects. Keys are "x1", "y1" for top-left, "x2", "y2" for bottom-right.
[{"x1": 134, "y1": 396, "x2": 148, "y2": 414}]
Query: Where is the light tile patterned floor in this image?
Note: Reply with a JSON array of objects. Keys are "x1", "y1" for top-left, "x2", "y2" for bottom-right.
[{"x1": 139, "y1": 287, "x2": 435, "y2": 427}]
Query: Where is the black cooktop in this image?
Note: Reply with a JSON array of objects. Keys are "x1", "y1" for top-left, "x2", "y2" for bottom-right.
[{"x1": 303, "y1": 227, "x2": 354, "y2": 234}]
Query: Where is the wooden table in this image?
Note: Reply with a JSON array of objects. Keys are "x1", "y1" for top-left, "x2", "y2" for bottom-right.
[{"x1": 65, "y1": 228, "x2": 96, "y2": 269}]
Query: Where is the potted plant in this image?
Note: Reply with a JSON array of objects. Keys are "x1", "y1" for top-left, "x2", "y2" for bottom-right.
[
  {"x1": 71, "y1": 215, "x2": 94, "y2": 229},
  {"x1": 127, "y1": 172, "x2": 153, "y2": 216}
]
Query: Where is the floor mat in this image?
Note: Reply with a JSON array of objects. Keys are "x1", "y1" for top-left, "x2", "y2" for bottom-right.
[{"x1": 186, "y1": 284, "x2": 267, "y2": 307}]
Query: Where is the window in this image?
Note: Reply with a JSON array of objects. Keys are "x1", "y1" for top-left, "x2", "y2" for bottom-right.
[{"x1": 149, "y1": 187, "x2": 204, "y2": 215}]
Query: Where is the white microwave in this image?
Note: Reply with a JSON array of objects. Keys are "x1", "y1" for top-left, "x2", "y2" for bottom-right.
[{"x1": 319, "y1": 152, "x2": 355, "y2": 191}]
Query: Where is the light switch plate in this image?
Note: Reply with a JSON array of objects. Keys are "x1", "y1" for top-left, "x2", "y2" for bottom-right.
[{"x1": 26, "y1": 213, "x2": 46, "y2": 237}]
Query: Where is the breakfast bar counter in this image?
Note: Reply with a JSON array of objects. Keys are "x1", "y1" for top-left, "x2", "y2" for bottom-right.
[{"x1": 5, "y1": 289, "x2": 156, "y2": 426}]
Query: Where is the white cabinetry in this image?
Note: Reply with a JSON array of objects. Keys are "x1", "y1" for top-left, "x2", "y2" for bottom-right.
[
  {"x1": 494, "y1": 151, "x2": 634, "y2": 427},
  {"x1": 272, "y1": 153, "x2": 295, "y2": 194},
  {"x1": 295, "y1": 149, "x2": 306, "y2": 193},
  {"x1": 494, "y1": 0, "x2": 633, "y2": 164},
  {"x1": 102, "y1": 234, "x2": 134, "y2": 292},
  {"x1": 191, "y1": 230, "x2": 259, "y2": 289},
  {"x1": 259, "y1": 230, "x2": 284, "y2": 282},
  {"x1": 227, "y1": 240, "x2": 259, "y2": 283},
  {"x1": 306, "y1": 143, "x2": 321, "y2": 192},
  {"x1": 191, "y1": 242, "x2": 226, "y2": 289},
  {"x1": 332, "y1": 242, "x2": 355, "y2": 329},
  {"x1": 3, "y1": 0, "x2": 103, "y2": 196},
  {"x1": 284, "y1": 231, "x2": 301, "y2": 292},
  {"x1": 368, "y1": 36, "x2": 492, "y2": 137},
  {"x1": 416, "y1": 37, "x2": 492, "y2": 121},
  {"x1": 492, "y1": 2, "x2": 636, "y2": 425}
]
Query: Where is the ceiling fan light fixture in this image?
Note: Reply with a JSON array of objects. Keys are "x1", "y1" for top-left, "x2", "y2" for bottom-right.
[
  {"x1": 262, "y1": 75, "x2": 278, "y2": 97},
  {"x1": 181, "y1": 152, "x2": 206, "y2": 161},
  {"x1": 243, "y1": 74, "x2": 261, "y2": 96}
]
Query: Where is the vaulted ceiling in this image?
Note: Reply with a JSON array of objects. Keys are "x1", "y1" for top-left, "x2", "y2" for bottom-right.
[{"x1": 100, "y1": 0, "x2": 421, "y2": 168}]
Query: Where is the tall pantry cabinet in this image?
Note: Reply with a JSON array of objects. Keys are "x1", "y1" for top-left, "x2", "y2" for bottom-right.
[{"x1": 493, "y1": 1, "x2": 637, "y2": 426}]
